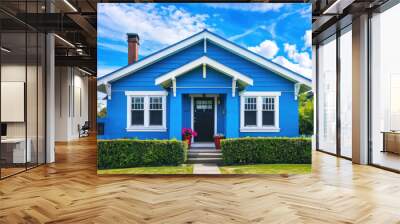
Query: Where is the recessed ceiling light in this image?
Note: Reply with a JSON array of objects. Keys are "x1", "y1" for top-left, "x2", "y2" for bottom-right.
[
  {"x1": 63, "y1": 0, "x2": 78, "y2": 12},
  {"x1": 1, "y1": 47, "x2": 11, "y2": 53},
  {"x1": 54, "y1": 34, "x2": 75, "y2": 48},
  {"x1": 78, "y1": 67, "x2": 92, "y2": 76}
]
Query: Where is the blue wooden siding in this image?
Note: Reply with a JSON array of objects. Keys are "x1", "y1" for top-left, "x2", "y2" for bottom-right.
[
  {"x1": 98, "y1": 39, "x2": 299, "y2": 140},
  {"x1": 176, "y1": 66, "x2": 232, "y2": 87},
  {"x1": 182, "y1": 95, "x2": 191, "y2": 130}
]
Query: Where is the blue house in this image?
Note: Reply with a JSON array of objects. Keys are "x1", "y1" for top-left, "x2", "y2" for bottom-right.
[{"x1": 97, "y1": 30, "x2": 311, "y2": 142}]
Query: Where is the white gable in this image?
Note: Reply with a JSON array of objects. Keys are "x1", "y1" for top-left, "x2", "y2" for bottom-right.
[{"x1": 155, "y1": 56, "x2": 253, "y2": 86}]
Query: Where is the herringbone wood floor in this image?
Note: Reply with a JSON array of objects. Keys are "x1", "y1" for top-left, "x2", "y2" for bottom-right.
[{"x1": 1, "y1": 137, "x2": 400, "y2": 224}]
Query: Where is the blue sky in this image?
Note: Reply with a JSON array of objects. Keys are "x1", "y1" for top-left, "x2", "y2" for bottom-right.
[{"x1": 98, "y1": 3, "x2": 312, "y2": 79}]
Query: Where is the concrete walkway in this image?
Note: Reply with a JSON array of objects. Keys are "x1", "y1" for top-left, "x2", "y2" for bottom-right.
[{"x1": 193, "y1": 163, "x2": 221, "y2": 174}]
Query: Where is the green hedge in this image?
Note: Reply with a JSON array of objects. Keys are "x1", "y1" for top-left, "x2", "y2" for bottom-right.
[
  {"x1": 98, "y1": 139, "x2": 187, "y2": 169},
  {"x1": 220, "y1": 137, "x2": 311, "y2": 165}
]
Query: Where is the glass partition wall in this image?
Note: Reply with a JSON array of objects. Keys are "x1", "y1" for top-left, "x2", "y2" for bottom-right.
[
  {"x1": 316, "y1": 27, "x2": 353, "y2": 159},
  {"x1": 0, "y1": 3, "x2": 46, "y2": 179},
  {"x1": 316, "y1": 2, "x2": 400, "y2": 172},
  {"x1": 370, "y1": 4, "x2": 400, "y2": 171},
  {"x1": 317, "y1": 35, "x2": 337, "y2": 155},
  {"x1": 339, "y1": 27, "x2": 352, "y2": 159}
]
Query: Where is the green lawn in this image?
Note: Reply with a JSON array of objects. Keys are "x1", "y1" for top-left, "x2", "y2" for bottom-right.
[
  {"x1": 97, "y1": 165, "x2": 193, "y2": 175},
  {"x1": 219, "y1": 164, "x2": 311, "y2": 174}
]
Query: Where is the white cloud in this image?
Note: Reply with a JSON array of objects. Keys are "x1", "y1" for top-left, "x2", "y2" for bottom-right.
[
  {"x1": 273, "y1": 56, "x2": 312, "y2": 79},
  {"x1": 248, "y1": 40, "x2": 279, "y2": 59},
  {"x1": 97, "y1": 66, "x2": 121, "y2": 77},
  {"x1": 229, "y1": 25, "x2": 262, "y2": 41},
  {"x1": 283, "y1": 43, "x2": 312, "y2": 68},
  {"x1": 303, "y1": 30, "x2": 312, "y2": 49},
  {"x1": 298, "y1": 5, "x2": 312, "y2": 18},
  {"x1": 268, "y1": 42, "x2": 312, "y2": 79},
  {"x1": 98, "y1": 4, "x2": 209, "y2": 54},
  {"x1": 205, "y1": 3, "x2": 284, "y2": 12},
  {"x1": 98, "y1": 42, "x2": 127, "y2": 53}
]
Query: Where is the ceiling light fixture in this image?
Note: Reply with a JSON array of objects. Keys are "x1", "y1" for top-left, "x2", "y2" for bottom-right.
[
  {"x1": 1, "y1": 47, "x2": 11, "y2": 53},
  {"x1": 54, "y1": 34, "x2": 75, "y2": 48},
  {"x1": 63, "y1": 0, "x2": 78, "y2": 12}
]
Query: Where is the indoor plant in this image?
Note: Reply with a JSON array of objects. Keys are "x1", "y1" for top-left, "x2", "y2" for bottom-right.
[
  {"x1": 214, "y1": 133, "x2": 225, "y2": 149},
  {"x1": 182, "y1": 128, "x2": 197, "y2": 148}
]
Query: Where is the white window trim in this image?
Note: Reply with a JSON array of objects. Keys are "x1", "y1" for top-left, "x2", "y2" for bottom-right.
[
  {"x1": 240, "y1": 91, "x2": 281, "y2": 132},
  {"x1": 125, "y1": 91, "x2": 168, "y2": 132}
]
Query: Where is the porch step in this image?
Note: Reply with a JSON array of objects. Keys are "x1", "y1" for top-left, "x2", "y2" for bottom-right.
[
  {"x1": 188, "y1": 149, "x2": 220, "y2": 153},
  {"x1": 188, "y1": 152, "x2": 222, "y2": 158},
  {"x1": 187, "y1": 148, "x2": 222, "y2": 164},
  {"x1": 187, "y1": 157, "x2": 222, "y2": 164},
  {"x1": 191, "y1": 143, "x2": 215, "y2": 148},
  {"x1": 190, "y1": 146, "x2": 216, "y2": 149}
]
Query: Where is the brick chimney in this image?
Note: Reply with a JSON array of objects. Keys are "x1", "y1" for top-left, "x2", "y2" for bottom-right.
[{"x1": 127, "y1": 33, "x2": 140, "y2": 64}]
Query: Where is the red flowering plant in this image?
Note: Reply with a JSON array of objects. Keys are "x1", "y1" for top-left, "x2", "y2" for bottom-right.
[{"x1": 182, "y1": 128, "x2": 198, "y2": 138}]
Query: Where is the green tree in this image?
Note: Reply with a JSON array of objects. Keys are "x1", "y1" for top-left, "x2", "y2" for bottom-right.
[
  {"x1": 98, "y1": 107, "x2": 107, "y2": 118},
  {"x1": 298, "y1": 85, "x2": 314, "y2": 136}
]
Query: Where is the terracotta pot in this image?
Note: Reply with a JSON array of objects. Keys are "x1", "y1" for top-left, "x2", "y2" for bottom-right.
[
  {"x1": 214, "y1": 136, "x2": 224, "y2": 149},
  {"x1": 183, "y1": 135, "x2": 192, "y2": 148}
]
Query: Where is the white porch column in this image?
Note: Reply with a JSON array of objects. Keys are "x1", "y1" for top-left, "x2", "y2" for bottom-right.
[
  {"x1": 232, "y1": 78, "x2": 237, "y2": 97},
  {"x1": 172, "y1": 78, "x2": 176, "y2": 97}
]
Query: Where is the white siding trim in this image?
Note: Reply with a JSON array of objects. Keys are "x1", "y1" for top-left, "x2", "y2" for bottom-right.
[
  {"x1": 125, "y1": 91, "x2": 168, "y2": 96},
  {"x1": 239, "y1": 91, "x2": 281, "y2": 97},
  {"x1": 155, "y1": 56, "x2": 253, "y2": 86},
  {"x1": 189, "y1": 94, "x2": 219, "y2": 97},
  {"x1": 240, "y1": 92, "x2": 281, "y2": 132},
  {"x1": 240, "y1": 128, "x2": 281, "y2": 132},
  {"x1": 126, "y1": 128, "x2": 167, "y2": 132}
]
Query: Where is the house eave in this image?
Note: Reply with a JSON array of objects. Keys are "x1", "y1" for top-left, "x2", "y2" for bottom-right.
[{"x1": 97, "y1": 30, "x2": 312, "y2": 88}]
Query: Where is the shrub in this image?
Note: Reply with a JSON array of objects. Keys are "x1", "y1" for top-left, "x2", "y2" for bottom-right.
[
  {"x1": 98, "y1": 139, "x2": 187, "y2": 169},
  {"x1": 220, "y1": 137, "x2": 311, "y2": 165}
]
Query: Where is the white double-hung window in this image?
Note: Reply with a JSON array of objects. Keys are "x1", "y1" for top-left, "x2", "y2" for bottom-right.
[
  {"x1": 240, "y1": 92, "x2": 280, "y2": 132},
  {"x1": 125, "y1": 91, "x2": 167, "y2": 132}
]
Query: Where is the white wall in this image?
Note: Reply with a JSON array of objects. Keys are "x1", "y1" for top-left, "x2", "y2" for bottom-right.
[
  {"x1": 54, "y1": 67, "x2": 89, "y2": 141},
  {"x1": 1, "y1": 65, "x2": 33, "y2": 138}
]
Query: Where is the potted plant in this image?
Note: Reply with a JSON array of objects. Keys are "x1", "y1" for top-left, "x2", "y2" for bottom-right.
[
  {"x1": 214, "y1": 133, "x2": 225, "y2": 149},
  {"x1": 182, "y1": 128, "x2": 197, "y2": 148}
]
